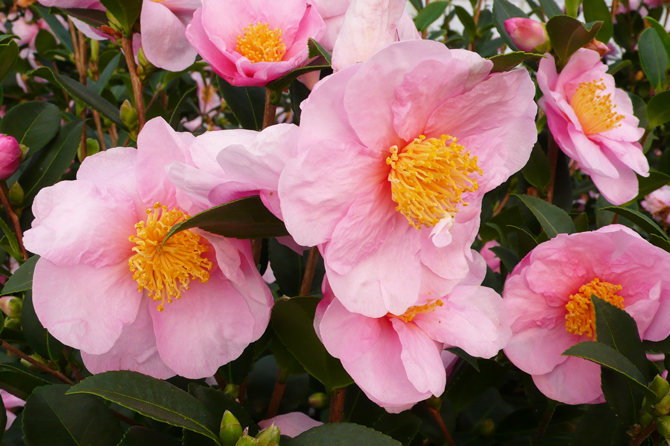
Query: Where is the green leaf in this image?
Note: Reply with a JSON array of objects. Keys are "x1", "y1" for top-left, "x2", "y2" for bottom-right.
[
  {"x1": 99, "y1": 0, "x2": 141, "y2": 36},
  {"x1": 446, "y1": 347, "x2": 479, "y2": 372},
  {"x1": 218, "y1": 77, "x2": 265, "y2": 131},
  {"x1": 601, "y1": 206, "x2": 668, "y2": 240},
  {"x1": 0, "y1": 218, "x2": 20, "y2": 263},
  {"x1": 30, "y1": 67, "x2": 126, "y2": 128},
  {"x1": 272, "y1": 336, "x2": 307, "y2": 376},
  {"x1": 445, "y1": 359, "x2": 507, "y2": 414},
  {"x1": 307, "y1": 38, "x2": 332, "y2": 65},
  {"x1": 628, "y1": 93, "x2": 649, "y2": 128},
  {"x1": 22, "y1": 291, "x2": 64, "y2": 362},
  {"x1": 286, "y1": 423, "x2": 402, "y2": 446},
  {"x1": 23, "y1": 385, "x2": 124, "y2": 446},
  {"x1": 0, "y1": 362, "x2": 52, "y2": 400},
  {"x1": 516, "y1": 194, "x2": 576, "y2": 238},
  {"x1": 508, "y1": 225, "x2": 538, "y2": 258},
  {"x1": 639, "y1": 27, "x2": 668, "y2": 92},
  {"x1": 493, "y1": 0, "x2": 529, "y2": 50},
  {"x1": 265, "y1": 62, "x2": 330, "y2": 98},
  {"x1": 583, "y1": 0, "x2": 613, "y2": 42},
  {"x1": 60, "y1": 8, "x2": 109, "y2": 28},
  {"x1": 33, "y1": 5, "x2": 74, "y2": 52},
  {"x1": 409, "y1": 0, "x2": 423, "y2": 11},
  {"x1": 164, "y1": 196, "x2": 288, "y2": 242},
  {"x1": 644, "y1": 17, "x2": 670, "y2": 61},
  {"x1": 272, "y1": 297, "x2": 353, "y2": 391},
  {"x1": 0, "y1": 41, "x2": 18, "y2": 83},
  {"x1": 454, "y1": 6, "x2": 477, "y2": 42},
  {"x1": 90, "y1": 52, "x2": 120, "y2": 95},
  {"x1": 649, "y1": 233, "x2": 670, "y2": 254},
  {"x1": 1, "y1": 256, "x2": 38, "y2": 296},
  {"x1": 489, "y1": 245, "x2": 519, "y2": 271},
  {"x1": 643, "y1": 334, "x2": 670, "y2": 353},
  {"x1": 539, "y1": 0, "x2": 563, "y2": 19},
  {"x1": 414, "y1": 1, "x2": 449, "y2": 31},
  {"x1": 565, "y1": 0, "x2": 582, "y2": 17},
  {"x1": 521, "y1": 143, "x2": 552, "y2": 191},
  {"x1": 546, "y1": 16, "x2": 602, "y2": 63},
  {"x1": 488, "y1": 52, "x2": 544, "y2": 73},
  {"x1": 169, "y1": 85, "x2": 198, "y2": 129},
  {"x1": 647, "y1": 90, "x2": 670, "y2": 127},
  {"x1": 636, "y1": 170, "x2": 670, "y2": 200},
  {"x1": 19, "y1": 120, "x2": 85, "y2": 207},
  {"x1": 571, "y1": 404, "x2": 629, "y2": 446},
  {"x1": 117, "y1": 427, "x2": 181, "y2": 446},
  {"x1": 373, "y1": 413, "x2": 421, "y2": 445},
  {"x1": 0, "y1": 102, "x2": 60, "y2": 153},
  {"x1": 572, "y1": 212, "x2": 590, "y2": 232},
  {"x1": 67, "y1": 371, "x2": 222, "y2": 444},
  {"x1": 607, "y1": 59, "x2": 632, "y2": 75}
]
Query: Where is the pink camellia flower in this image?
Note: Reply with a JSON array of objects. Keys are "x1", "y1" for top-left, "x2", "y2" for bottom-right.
[
  {"x1": 0, "y1": 135, "x2": 21, "y2": 181},
  {"x1": 259, "y1": 412, "x2": 322, "y2": 437},
  {"x1": 641, "y1": 185, "x2": 670, "y2": 225},
  {"x1": 315, "y1": 272, "x2": 511, "y2": 412},
  {"x1": 480, "y1": 240, "x2": 501, "y2": 273},
  {"x1": 504, "y1": 225, "x2": 670, "y2": 404},
  {"x1": 279, "y1": 40, "x2": 537, "y2": 317},
  {"x1": 183, "y1": 71, "x2": 222, "y2": 131},
  {"x1": 185, "y1": 0, "x2": 325, "y2": 87},
  {"x1": 23, "y1": 117, "x2": 273, "y2": 379},
  {"x1": 504, "y1": 18, "x2": 549, "y2": 53},
  {"x1": 537, "y1": 48, "x2": 648, "y2": 205},
  {"x1": 1, "y1": 390, "x2": 24, "y2": 430}
]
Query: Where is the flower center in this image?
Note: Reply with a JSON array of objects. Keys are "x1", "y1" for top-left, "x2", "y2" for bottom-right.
[
  {"x1": 236, "y1": 22, "x2": 286, "y2": 63},
  {"x1": 128, "y1": 203, "x2": 213, "y2": 312},
  {"x1": 386, "y1": 134, "x2": 482, "y2": 230},
  {"x1": 389, "y1": 300, "x2": 443, "y2": 323},
  {"x1": 565, "y1": 278, "x2": 624, "y2": 338},
  {"x1": 571, "y1": 79, "x2": 624, "y2": 135}
]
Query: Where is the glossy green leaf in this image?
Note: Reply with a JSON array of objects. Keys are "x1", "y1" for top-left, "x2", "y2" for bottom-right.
[
  {"x1": 643, "y1": 334, "x2": 670, "y2": 353},
  {"x1": 628, "y1": 93, "x2": 649, "y2": 128},
  {"x1": 67, "y1": 371, "x2": 221, "y2": 444},
  {"x1": 454, "y1": 6, "x2": 477, "y2": 41},
  {"x1": 644, "y1": 17, "x2": 670, "y2": 61},
  {"x1": 649, "y1": 233, "x2": 670, "y2": 254},
  {"x1": 601, "y1": 206, "x2": 668, "y2": 240},
  {"x1": 489, "y1": 52, "x2": 544, "y2": 72},
  {"x1": 0, "y1": 218, "x2": 20, "y2": 263},
  {"x1": 521, "y1": 144, "x2": 552, "y2": 191},
  {"x1": 90, "y1": 52, "x2": 120, "y2": 95},
  {"x1": 583, "y1": 0, "x2": 613, "y2": 42},
  {"x1": 286, "y1": 423, "x2": 401, "y2": 446},
  {"x1": 539, "y1": 0, "x2": 562, "y2": 18},
  {"x1": 489, "y1": 245, "x2": 519, "y2": 272},
  {"x1": 0, "y1": 40, "x2": 18, "y2": 83},
  {"x1": 414, "y1": 1, "x2": 449, "y2": 31},
  {"x1": 271, "y1": 297, "x2": 353, "y2": 391},
  {"x1": 164, "y1": 196, "x2": 289, "y2": 242},
  {"x1": 571, "y1": 404, "x2": 629, "y2": 446},
  {"x1": 265, "y1": 62, "x2": 330, "y2": 98},
  {"x1": 546, "y1": 16, "x2": 602, "y2": 63},
  {"x1": 445, "y1": 359, "x2": 507, "y2": 414},
  {"x1": 517, "y1": 194, "x2": 576, "y2": 238},
  {"x1": 60, "y1": 7, "x2": 109, "y2": 28},
  {"x1": 373, "y1": 412, "x2": 421, "y2": 445},
  {"x1": 19, "y1": 120, "x2": 85, "y2": 207},
  {"x1": 565, "y1": 0, "x2": 582, "y2": 17},
  {"x1": 33, "y1": 5, "x2": 73, "y2": 52},
  {"x1": 22, "y1": 291, "x2": 64, "y2": 362},
  {"x1": 117, "y1": 427, "x2": 181, "y2": 446},
  {"x1": 217, "y1": 77, "x2": 265, "y2": 131},
  {"x1": 100, "y1": 0, "x2": 141, "y2": 36},
  {"x1": 647, "y1": 91, "x2": 670, "y2": 127},
  {"x1": 446, "y1": 347, "x2": 479, "y2": 372},
  {"x1": 639, "y1": 27, "x2": 668, "y2": 92},
  {"x1": 0, "y1": 102, "x2": 60, "y2": 153},
  {"x1": 493, "y1": 0, "x2": 529, "y2": 50},
  {"x1": 307, "y1": 38, "x2": 332, "y2": 65},
  {"x1": 1, "y1": 256, "x2": 38, "y2": 296},
  {"x1": 23, "y1": 385, "x2": 124, "y2": 446},
  {"x1": 0, "y1": 361, "x2": 52, "y2": 401},
  {"x1": 509, "y1": 225, "x2": 538, "y2": 258},
  {"x1": 636, "y1": 170, "x2": 670, "y2": 200}
]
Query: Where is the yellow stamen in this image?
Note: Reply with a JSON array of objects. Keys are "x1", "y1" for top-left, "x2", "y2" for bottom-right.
[
  {"x1": 565, "y1": 278, "x2": 624, "y2": 338},
  {"x1": 236, "y1": 22, "x2": 286, "y2": 63},
  {"x1": 571, "y1": 79, "x2": 624, "y2": 135},
  {"x1": 389, "y1": 300, "x2": 444, "y2": 323},
  {"x1": 386, "y1": 134, "x2": 482, "y2": 229},
  {"x1": 128, "y1": 203, "x2": 212, "y2": 312}
]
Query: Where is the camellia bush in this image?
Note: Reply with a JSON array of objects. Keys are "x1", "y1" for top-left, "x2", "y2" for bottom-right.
[{"x1": 0, "y1": 0, "x2": 669, "y2": 444}]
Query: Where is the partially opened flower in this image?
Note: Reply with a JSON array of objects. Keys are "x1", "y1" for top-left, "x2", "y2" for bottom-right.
[
  {"x1": 185, "y1": 0, "x2": 325, "y2": 86},
  {"x1": 504, "y1": 226, "x2": 670, "y2": 404},
  {"x1": 279, "y1": 40, "x2": 537, "y2": 317},
  {"x1": 537, "y1": 48, "x2": 648, "y2": 205},
  {"x1": 315, "y1": 274, "x2": 510, "y2": 413},
  {"x1": 23, "y1": 117, "x2": 273, "y2": 379},
  {"x1": 641, "y1": 185, "x2": 670, "y2": 225},
  {"x1": 0, "y1": 134, "x2": 22, "y2": 181}
]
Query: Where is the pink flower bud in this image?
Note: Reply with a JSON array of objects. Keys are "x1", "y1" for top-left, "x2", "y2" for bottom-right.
[
  {"x1": 504, "y1": 18, "x2": 549, "y2": 53},
  {"x1": 0, "y1": 134, "x2": 21, "y2": 181},
  {"x1": 584, "y1": 38, "x2": 609, "y2": 57}
]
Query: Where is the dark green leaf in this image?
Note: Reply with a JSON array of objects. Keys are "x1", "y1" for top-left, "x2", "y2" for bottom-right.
[
  {"x1": 99, "y1": 0, "x2": 141, "y2": 36},
  {"x1": 516, "y1": 194, "x2": 576, "y2": 238},
  {"x1": 217, "y1": 77, "x2": 265, "y2": 131},
  {"x1": 271, "y1": 297, "x2": 353, "y2": 391},
  {"x1": 0, "y1": 41, "x2": 18, "y2": 83},
  {"x1": 446, "y1": 347, "x2": 479, "y2": 371},
  {"x1": 649, "y1": 233, "x2": 670, "y2": 253},
  {"x1": 493, "y1": 0, "x2": 529, "y2": 50},
  {"x1": 446, "y1": 359, "x2": 507, "y2": 414},
  {"x1": 1, "y1": 256, "x2": 39, "y2": 296},
  {"x1": 454, "y1": 6, "x2": 477, "y2": 41},
  {"x1": 414, "y1": 1, "x2": 449, "y2": 31},
  {"x1": 265, "y1": 63, "x2": 329, "y2": 97},
  {"x1": 164, "y1": 196, "x2": 289, "y2": 242},
  {"x1": 272, "y1": 336, "x2": 306, "y2": 376},
  {"x1": 307, "y1": 38, "x2": 332, "y2": 65},
  {"x1": 565, "y1": 0, "x2": 582, "y2": 17},
  {"x1": 644, "y1": 17, "x2": 670, "y2": 61},
  {"x1": 607, "y1": 59, "x2": 632, "y2": 75},
  {"x1": 601, "y1": 367, "x2": 640, "y2": 427},
  {"x1": 0, "y1": 102, "x2": 60, "y2": 153},
  {"x1": 0, "y1": 362, "x2": 52, "y2": 400},
  {"x1": 268, "y1": 239, "x2": 324, "y2": 297},
  {"x1": 508, "y1": 225, "x2": 538, "y2": 258},
  {"x1": 409, "y1": 0, "x2": 423, "y2": 11},
  {"x1": 0, "y1": 218, "x2": 20, "y2": 262},
  {"x1": 546, "y1": 15, "x2": 602, "y2": 63},
  {"x1": 489, "y1": 52, "x2": 544, "y2": 72},
  {"x1": 573, "y1": 212, "x2": 590, "y2": 232},
  {"x1": 643, "y1": 334, "x2": 670, "y2": 353},
  {"x1": 60, "y1": 8, "x2": 109, "y2": 28},
  {"x1": 489, "y1": 246, "x2": 519, "y2": 271},
  {"x1": 539, "y1": 0, "x2": 562, "y2": 18},
  {"x1": 33, "y1": 5, "x2": 74, "y2": 52},
  {"x1": 169, "y1": 85, "x2": 197, "y2": 129},
  {"x1": 67, "y1": 371, "x2": 221, "y2": 444},
  {"x1": 647, "y1": 90, "x2": 670, "y2": 128},
  {"x1": 20, "y1": 120, "x2": 85, "y2": 207},
  {"x1": 628, "y1": 93, "x2": 649, "y2": 129},
  {"x1": 91, "y1": 53, "x2": 120, "y2": 95},
  {"x1": 23, "y1": 385, "x2": 124, "y2": 446},
  {"x1": 30, "y1": 67, "x2": 126, "y2": 128},
  {"x1": 638, "y1": 27, "x2": 668, "y2": 92},
  {"x1": 521, "y1": 143, "x2": 552, "y2": 191},
  {"x1": 636, "y1": 170, "x2": 670, "y2": 200},
  {"x1": 373, "y1": 412, "x2": 421, "y2": 445},
  {"x1": 34, "y1": 30, "x2": 58, "y2": 59},
  {"x1": 583, "y1": 0, "x2": 613, "y2": 42},
  {"x1": 286, "y1": 423, "x2": 401, "y2": 446},
  {"x1": 117, "y1": 427, "x2": 181, "y2": 446},
  {"x1": 22, "y1": 291, "x2": 64, "y2": 362},
  {"x1": 601, "y1": 206, "x2": 668, "y2": 240},
  {"x1": 571, "y1": 404, "x2": 629, "y2": 446},
  {"x1": 218, "y1": 342, "x2": 255, "y2": 386}
]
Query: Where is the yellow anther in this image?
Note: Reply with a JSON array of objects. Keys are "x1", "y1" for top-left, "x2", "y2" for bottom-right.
[
  {"x1": 236, "y1": 22, "x2": 286, "y2": 63},
  {"x1": 565, "y1": 278, "x2": 624, "y2": 339},
  {"x1": 389, "y1": 300, "x2": 444, "y2": 323},
  {"x1": 571, "y1": 79, "x2": 624, "y2": 135}
]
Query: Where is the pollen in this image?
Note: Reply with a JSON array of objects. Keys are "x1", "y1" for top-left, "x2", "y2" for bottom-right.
[
  {"x1": 565, "y1": 278, "x2": 624, "y2": 339},
  {"x1": 389, "y1": 300, "x2": 444, "y2": 323},
  {"x1": 236, "y1": 22, "x2": 286, "y2": 63},
  {"x1": 571, "y1": 79, "x2": 624, "y2": 135},
  {"x1": 386, "y1": 134, "x2": 482, "y2": 229},
  {"x1": 128, "y1": 203, "x2": 212, "y2": 312}
]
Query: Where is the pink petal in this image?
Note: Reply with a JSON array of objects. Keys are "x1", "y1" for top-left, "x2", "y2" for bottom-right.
[
  {"x1": 258, "y1": 412, "x2": 322, "y2": 437},
  {"x1": 141, "y1": 0, "x2": 198, "y2": 71},
  {"x1": 533, "y1": 356, "x2": 603, "y2": 404},
  {"x1": 185, "y1": 9, "x2": 237, "y2": 79},
  {"x1": 588, "y1": 157, "x2": 639, "y2": 205},
  {"x1": 504, "y1": 326, "x2": 576, "y2": 375}
]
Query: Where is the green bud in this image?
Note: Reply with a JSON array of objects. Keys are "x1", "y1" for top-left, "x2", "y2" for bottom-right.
[
  {"x1": 475, "y1": 418, "x2": 495, "y2": 438},
  {"x1": 7, "y1": 182, "x2": 24, "y2": 208},
  {"x1": 0, "y1": 296, "x2": 22, "y2": 318},
  {"x1": 654, "y1": 394, "x2": 670, "y2": 417},
  {"x1": 78, "y1": 138, "x2": 101, "y2": 162},
  {"x1": 308, "y1": 392, "x2": 329, "y2": 409},
  {"x1": 651, "y1": 375, "x2": 670, "y2": 403},
  {"x1": 256, "y1": 425, "x2": 280, "y2": 446},
  {"x1": 425, "y1": 395, "x2": 442, "y2": 412},
  {"x1": 657, "y1": 415, "x2": 670, "y2": 439},
  {"x1": 120, "y1": 100, "x2": 139, "y2": 130},
  {"x1": 105, "y1": 10, "x2": 123, "y2": 32},
  {"x1": 20, "y1": 354, "x2": 48, "y2": 372},
  {"x1": 234, "y1": 435, "x2": 259, "y2": 446},
  {"x1": 3, "y1": 317, "x2": 20, "y2": 330},
  {"x1": 90, "y1": 39, "x2": 99, "y2": 63},
  {"x1": 19, "y1": 144, "x2": 29, "y2": 160},
  {"x1": 639, "y1": 411, "x2": 653, "y2": 428},
  {"x1": 220, "y1": 410, "x2": 243, "y2": 446},
  {"x1": 136, "y1": 47, "x2": 157, "y2": 83},
  {"x1": 224, "y1": 383, "x2": 240, "y2": 400}
]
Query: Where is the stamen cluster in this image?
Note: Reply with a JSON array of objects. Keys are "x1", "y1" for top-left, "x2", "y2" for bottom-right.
[
  {"x1": 571, "y1": 79, "x2": 624, "y2": 135},
  {"x1": 565, "y1": 278, "x2": 624, "y2": 338},
  {"x1": 236, "y1": 22, "x2": 287, "y2": 63}
]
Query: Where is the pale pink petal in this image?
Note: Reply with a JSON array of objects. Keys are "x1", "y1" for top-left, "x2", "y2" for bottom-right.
[
  {"x1": 533, "y1": 356, "x2": 603, "y2": 405},
  {"x1": 259, "y1": 413, "x2": 322, "y2": 437},
  {"x1": 185, "y1": 9, "x2": 237, "y2": 79},
  {"x1": 141, "y1": 0, "x2": 197, "y2": 71},
  {"x1": 588, "y1": 157, "x2": 639, "y2": 205}
]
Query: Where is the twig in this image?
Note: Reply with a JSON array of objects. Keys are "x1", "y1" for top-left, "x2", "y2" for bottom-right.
[
  {"x1": 328, "y1": 387, "x2": 346, "y2": 423},
  {"x1": 630, "y1": 419, "x2": 656, "y2": 446},
  {"x1": 265, "y1": 370, "x2": 287, "y2": 419},
  {"x1": 533, "y1": 401, "x2": 557, "y2": 445},
  {"x1": 1, "y1": 341, "x2": 73, "y2": 385},
  {"x1": 121, "y1": 36, "x2": 146, "y2": 131},
  {"x1": 492, "y1": 192, "x2": 510, "y2": 217},
  {"x1": 299, "y1": 247, "x2": 319, "y2": 296},
  {"x1": 263, "y1": 89, "x2": 277, "y2": 129},
  {"x1": 214, "y1": 371, "x2": 226, "y2": 390},
  {"x1": 428, "y1": 406, "x2": 457, "y2": 446},
  {"x1": 611, "y1": 0, "x2": 619, "y2": 20},
  {"x1": 92, "y1": 111, "x2": 106, "y2": 151},
  {"x1": 252, "y1": 239, "x2": 263, "y2": 266},
  {"x1": 0, "y1": 182, "x2": 27, "y2": 261},
  {"x1": 546, "y1": 135, "x2": 560, "y2": 204}
]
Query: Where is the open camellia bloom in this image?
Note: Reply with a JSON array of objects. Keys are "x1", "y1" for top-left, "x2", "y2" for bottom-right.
[
  {"x1": 504, "y1": 226, "x2": 670, "y2": 404},
  {"x1": 23, "y1": 117, "x2": 273, "y2": 379},
  {"x1": 185, "y1": 0, "x2": 325, "y2": 87},
  {"x1": 641, "y1": 185, "x2": 670, "y2": 225},
  {"x1": 279, "y1": 40, "x2": 537, "y2": 317},
  {"x1": 537, "y1": 48, "x2": 648, "y2": 205},
  {"x1": 315, "y1": 272, "x2": 511, "y2": 413}
]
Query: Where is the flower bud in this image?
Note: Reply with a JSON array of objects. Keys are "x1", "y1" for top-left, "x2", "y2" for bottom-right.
[
  {"x1": 136, "y1": 47, "x2": 157, "y2": 83},
  {"x1": 234, "y1": 435, "x2": 259, "y2": 446},
  {"x1": 657, "y1": 415, "x2": 670, "y2": 439},
  {"x1": 255, "y1": 425, "x2": 280, "y2": 446},
  {"x1": 224, "y1": 383, "x2": 240, "y2": 400},
  {"x1": 78, "y1": 138, "x2": 100, "y2": 162},
  {"x1": 650, "y1": 375, "x2": 670, "y2": 403},
  {"x1": 425, "y1": 395, "x2": 442, "y2": 411},
  {"x1": 475, "y1": 419, "x2": 495, "y2": 438},
  {"x1": 7, "y1": 182, "x2": 24, "y2": 208},
  {"x1": 0, "y1": 296, "x2": 22, "y2": 318},
  {"x1": 504, "y1": 18, "x2": 550, "y2": 53},
  {"x1": 220, "y1": 410, "x2": 243, "y2": 446},
  {"x1": 584, "y1": 38, "x2": 609, "y2": 57},
  {"x1": 308, "y1": 392, "x2": 329, "y2": 409},
  {"x1": 0, "y1": 134, "x2": 22, "y2": 181},
  {"x1": 639, "y1": 411, "x2": 653, "y2": 428},
  {"x1": 654, "y1": 394, "x2": 670, "y2": 416},
  {"x1": 4, "y1": 317, "x2": 21, "y2": 330},
  {"x1": 120, "y1": 100, "x2": 139, "y2": 140}
]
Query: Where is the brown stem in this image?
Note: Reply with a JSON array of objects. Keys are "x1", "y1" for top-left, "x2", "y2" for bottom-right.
[
  {"x1": 251, "y1": 239, "x2": 263, "y2": 267},
  {"x1": 263, "y1": 89, "x2": 277, "y2": 129},
  {"x1": 428, "y1": 406, "x2": 457, "y2": 446},
  {"x1": 238, "y1": 377, "x2": 248, "y2": 406},
  {"x1": 546, "y1": 135, "x2": 560, "y2": 204},
  {"x1": 299, "y1": 247, "x2": 319, "y2": 297},
  {"x1": 328, "y1": 387, "x2": 346, "y2": 423},
  {"x1": 630, "y1": 419, "x2": 656, "y2": 446},
  {"x1": 92, "y1": 111, "x2": 106, "y2": 151},
  {"x1": 109, "y1": 124, "x2": 118, "y2": 147},
  {"x1": 0, "y1": 182, "x2": 27, "y2": 261},
  {"x1": 611, "y1": 0, "x2": 619, "y2": 20},
  {"x1": 473, "y1": 0, "x2": 484, "y2": 25},
  {"x1": 265, "y1": 370, "x2": 287, "y2": 419},
  {"x1": 214, "y1": 371, "x2": 226, "y2": 390},
  {"x1": 492, "y1": 192, "x2": 510, "y2": 217},
  {"x1": 1, "y1": 341, "x2": 73, "y2": 385},
  {"x1": 121, "y1": 36, "x2": 146, "y2": 131}
]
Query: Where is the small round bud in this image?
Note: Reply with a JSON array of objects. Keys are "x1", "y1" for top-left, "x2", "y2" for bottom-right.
[
  {"x1": 475, "y1": 418, "x2": 495, "y2": 438},
  {"x1": 256, "y1": 425, "x2": 280, "y2": 446},
  {"x1": 224, "y1": 383, "x2": 240, "y2": 400},
  {"x1": 3, "y1": 317, "x2": 21, "y2": 330},
  {"x1": 650, "y1": 375, "x2": 670, "y2": 403},
  {"x1": 0, "y1": 134, "x2": 22, "y2": 181},
  {"x1": 639, "y1": 411, "x2": 653, "y2": 428},
  {"x1": 7, "y1": 182, "x2": 24, "y2": 208},
  {"x1": 657, "y1": 415, "x2": 670, "y2": 439},
  {"x1": 234, "y1": 435, "x2": 259, "y2": 446},
  {"x1": 504, "y1": 18, "x2": 550, "y2": 53},
  {"x1": 220, "y1": 410, "x2": 243, "y2": 446},
  {"x1": 0, "y1": 296, "x2": 22, "y2": 318},
  {"x1": 654, "y1": 394, "x2": 670, "y2": 417},
  {"x1": 308, "y1": 392, "x2": 329, "y2": 409}
]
